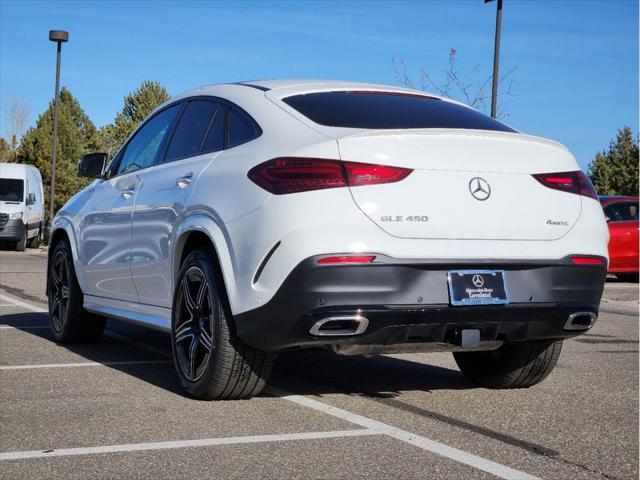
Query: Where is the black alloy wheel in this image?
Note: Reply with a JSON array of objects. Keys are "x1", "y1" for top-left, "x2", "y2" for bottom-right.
[{"x1": 173, "y1": 266, "x2": 215, "y2": 382}]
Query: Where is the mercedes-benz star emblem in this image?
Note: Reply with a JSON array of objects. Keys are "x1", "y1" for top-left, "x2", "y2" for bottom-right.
[
  {"x1": 469, "y1": 177, "x2": 491, "y2": 201},
  {"x1": 472, "y1": 274, "x2": 485, "y2": 288}
]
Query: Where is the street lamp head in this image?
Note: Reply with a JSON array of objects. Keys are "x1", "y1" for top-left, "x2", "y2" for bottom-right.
[{"x1": 49, "y1": 30, "x2": 69, "y2": 43}]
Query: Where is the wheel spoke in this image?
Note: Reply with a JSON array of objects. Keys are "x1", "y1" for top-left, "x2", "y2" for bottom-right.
[
  {"x1": 60, "y1": 285, "x2": 70, "y2": 300},
  {"x1": 57, "y1": 259, "x2": 66, "y2": 285},
  {"x1": 199, "y1": 326, "x2": 213, "y2": 352},
  {"x1": 188, "y1": 337, "x2": 198, "y2": 380},
  {"x1": 174, "y1": 322, "x2": 195, "y2": 344},
  {"x1": 195, "y1": 280, "x2": 208, "y2": 310},
  {"x1": 58, "y1": 300, "x2": 65, "y2": 326},
  {"x1": 51, "y1": 260, "x2": 62, "y2": 287},
  {"x1": 50, "y1": 295, "x2": 61, "y2": 318},
  {"x1": 182, "y1": 278, "x2": 197, "y2": 313}
]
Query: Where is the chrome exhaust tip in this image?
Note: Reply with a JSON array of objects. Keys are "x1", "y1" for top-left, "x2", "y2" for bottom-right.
[
  {"x1": 309, "y1": 315, "x2": 369, "y2": 336},
  {"x1": 563, "y1": 312, "x2": 597, "y2": 331}
]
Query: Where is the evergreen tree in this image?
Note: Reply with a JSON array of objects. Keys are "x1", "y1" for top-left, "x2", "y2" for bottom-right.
[
  {"x1": 588, "y1": 127, "x2": 639, "y2": 196},
  {"x1": 0, "y1": 138, "x2": 11, "y2": 162},
  {"x1": 96, "y1": 81, "x2": 170, "y2": 158},
  {"x1": 17, "y1": 88, "x2": 98, "y2": 213}
]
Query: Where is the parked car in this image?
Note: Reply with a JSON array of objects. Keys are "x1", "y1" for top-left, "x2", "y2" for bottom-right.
[
  {"x1": 0, "y1": 162, "x2": 45, "y2": 251},
  {"x1": 600, "y1": 195, "x2": 639, "y2": 281},
  {"x1": 47, "y1": 80, "x2": 608, "y2": 400}
]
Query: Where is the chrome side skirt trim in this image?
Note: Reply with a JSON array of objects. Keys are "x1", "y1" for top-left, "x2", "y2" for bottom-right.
[{"x1": 84, "y1": 295, "x2": 171, "y2": 332}]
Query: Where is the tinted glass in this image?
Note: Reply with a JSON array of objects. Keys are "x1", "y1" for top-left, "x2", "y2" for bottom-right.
[
  {"x1": 0, "y1": 179, "x2": 24, "y2": 202},
  {"x1": 117, "y1": 105, "x2": 179, "y2": 175},
  {"x1": 201, "y1": 106, "x2": 226, "y2": 153},
  {"x1": 228, "y1": 107, "x2": 259, "y2": 148},
  {"x1": 283, "y1": 91, "x2": 517, "y2": 132},
  {"x1": 604, "y1": 202, "x2": 639, "y2": 222},
  {"x1": 166, "y1": 100, "x2": 221, "y2": 161}
]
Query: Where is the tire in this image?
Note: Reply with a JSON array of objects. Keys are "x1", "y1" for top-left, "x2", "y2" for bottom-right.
[
  {"x1": 15, "y1": 228, "x2": 26, "y2": 251},
  {"x1": 48, "y1": 238, "x2": 106, "y2": 343},
  {"x1": 617, "y1": 273, "x2": 639, "y2": 283},
  {"x1": 28, "y1": 228, "x2": 41, "y2": 248},
  {"x1": 454, "y1": 339, "x2": 563, "y2": 389},
  {"x1": 171, "y1": 248, "x2": 275, "y2": 400}
]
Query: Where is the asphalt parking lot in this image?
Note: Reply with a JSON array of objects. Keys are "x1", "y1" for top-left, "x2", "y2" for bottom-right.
[{"x1": 0, "y1": 248, "x2": 637, "y2": 479}]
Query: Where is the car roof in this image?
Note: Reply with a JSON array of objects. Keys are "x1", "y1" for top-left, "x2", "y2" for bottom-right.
[
  {"x1": 237, "y1": 79, "x2": 430, "y2": 93},
  {"x1": 174, "y1": 79, "x2": 447, "y2": 102},
  {"x1": 0, "y1": 162, "x2": 40, "y2": 179}
]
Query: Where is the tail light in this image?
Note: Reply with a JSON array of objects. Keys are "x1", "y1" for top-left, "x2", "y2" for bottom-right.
[
  {"x1": 532, "y1": 171, "x2": 598, "y2": 200},
  {"x1": 247, "y1": 157, "x2": 412, "y2": 195}
]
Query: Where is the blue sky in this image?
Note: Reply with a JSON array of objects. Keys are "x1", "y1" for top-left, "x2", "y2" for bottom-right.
[{"x1": 1, "y1": 0, "x2": 638, "y2": 170}]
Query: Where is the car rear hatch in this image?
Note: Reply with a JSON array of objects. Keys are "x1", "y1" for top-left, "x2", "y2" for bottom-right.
[{"x1": 338, "y1": 129, "x2": 582, "y2": 241}]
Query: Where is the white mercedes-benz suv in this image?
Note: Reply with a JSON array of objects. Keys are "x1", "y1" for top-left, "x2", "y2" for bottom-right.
[{"x1": 47, "y1": 80, "x2": 609, "y2": 400}]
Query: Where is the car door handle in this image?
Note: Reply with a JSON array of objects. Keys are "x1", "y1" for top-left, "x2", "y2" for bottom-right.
[
  {"x1": 121, "y1": 188, "x2": 136, "y2": 199},
  {"x1": 176, "y1": 173, "x2": 193, "y2": 188}
]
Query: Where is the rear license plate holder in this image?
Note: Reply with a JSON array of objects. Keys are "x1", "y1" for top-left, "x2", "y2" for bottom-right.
[{"x1": 447, "y1": 270, "x2": 509, "y2": 306}]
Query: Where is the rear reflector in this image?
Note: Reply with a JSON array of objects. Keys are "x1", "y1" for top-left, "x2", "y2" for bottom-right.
[
  {"x1": 571, "y1": 256, "x2": 605, "y2": 265},
  {"x1": 532, "y1": 171, "x2": 598, "y2": 200},
  {"x1": 317, "y1": 256, "x2": 376, "y2": 265},
  {"x1": 248, "y1": 157, "x2": 412, "y2": 195}
]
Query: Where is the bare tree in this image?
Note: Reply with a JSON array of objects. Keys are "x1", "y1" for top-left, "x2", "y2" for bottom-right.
[
  {"x1": 6, "y1": 97, "x2": 30, "y2": 160},
  {"x1": 393, "y1": 48, "x2": 517, "y2": 119}
]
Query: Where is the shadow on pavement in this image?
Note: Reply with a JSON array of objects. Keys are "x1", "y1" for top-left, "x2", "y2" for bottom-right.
[
  {"x1": 0, "y1": 312, "x2": 185, "y2": 397},
  {"x1": 1, "y1": 312, "x2": 472, "y2": 400}
]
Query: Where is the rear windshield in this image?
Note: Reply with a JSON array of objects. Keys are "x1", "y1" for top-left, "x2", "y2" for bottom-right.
[
  {"x1": 0, "y1": 179, "x2": 24, "y2": 202},
  {"x1": 283, "y1": 91, "x2": 517, "y2": 133}
]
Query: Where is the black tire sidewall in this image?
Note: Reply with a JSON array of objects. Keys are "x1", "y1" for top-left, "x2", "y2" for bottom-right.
[
  {"x1": 47, "y1": 239, "x2": 105, "y2": 343},
  {"x1": 15, "y1": 227, "x2": 26, "y2": 251},
  {"x1": 29, "y1": 228, "x2": 40, "y2": 248}
]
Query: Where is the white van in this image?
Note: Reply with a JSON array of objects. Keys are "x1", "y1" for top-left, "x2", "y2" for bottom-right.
[{"x1": 0, "y1": 163, "x2": 45, "y2": 251}]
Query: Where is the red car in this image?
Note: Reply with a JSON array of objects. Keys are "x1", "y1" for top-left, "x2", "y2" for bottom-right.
[{"x1": 600, "y1": 196, "x2": 639, "y2": 281}]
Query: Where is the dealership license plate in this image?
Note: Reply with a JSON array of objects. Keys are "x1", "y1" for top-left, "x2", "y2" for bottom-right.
[{"x1": 447, "y1": 270, "x2": 509, "y2": 306}]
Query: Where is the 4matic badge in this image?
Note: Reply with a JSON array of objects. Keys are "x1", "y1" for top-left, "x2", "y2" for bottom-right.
[{"x1": 546, "y1": 219, "x2": 569, "y2": 226}]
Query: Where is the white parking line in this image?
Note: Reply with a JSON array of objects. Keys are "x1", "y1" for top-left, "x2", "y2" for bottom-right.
[
  {"x1": 0, "y1": 429, "x2": 379, "y2": 460},
  {"x1": 0, "y1": 291, "x2": 541, "y2": 479},
  {"x1": 268, "y1": 388, "x2": 540, "y2": 480},
  {"x1": 0, "y1": 325, "x2": 49, "y2": 330},
  {"x1": 0, "y1": 360, "x2": 171, "y2": 370},
  {"x1": 0, "y1": 294, "x2": 47, "y2": 313}
]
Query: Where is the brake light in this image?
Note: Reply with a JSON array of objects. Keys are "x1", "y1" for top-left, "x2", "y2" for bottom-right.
[
  {"x1": 344, "y1": 162, "x2": 412, "y2": 186},
  {"x1": 317, "y1": 256, "x2": 376, "y2": 264},
  {"x1": 247, "y1": 158, "x2": 412, "y2": 195},
  {"x1": 571, "y1": 256, "x2": 605, "y2": 265},
  {"x1": 532, "y1": 171, "x2": 598, "y2": 200}
]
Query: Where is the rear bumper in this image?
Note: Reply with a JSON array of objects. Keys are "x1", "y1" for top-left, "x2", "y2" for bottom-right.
[
  {"x1": 235, "y1": 255, "x2": 607, "y2": 352},
  {"x1": 0, "y1": 219, "x2": 25, "y2": 241}
]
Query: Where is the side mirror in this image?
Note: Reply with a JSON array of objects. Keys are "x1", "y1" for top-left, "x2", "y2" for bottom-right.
[
  {"x1": 27, "y1": 193, "x2": 36, "y2": 206},
  {"x1": 78, "y1": 153, "x2": 108, "y2": 179}
]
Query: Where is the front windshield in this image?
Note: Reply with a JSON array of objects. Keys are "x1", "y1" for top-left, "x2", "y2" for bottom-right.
[{"x1": 0, "y1": 178, "x2": 24, "y2": 202}]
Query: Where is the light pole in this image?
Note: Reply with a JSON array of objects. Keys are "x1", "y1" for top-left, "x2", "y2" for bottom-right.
[
  {"x1": 48, "y1": 29, "x2": 68, "y2": 225},
  {"x1": 485, "y1": 0, "x2": 502, "y2": 118}
]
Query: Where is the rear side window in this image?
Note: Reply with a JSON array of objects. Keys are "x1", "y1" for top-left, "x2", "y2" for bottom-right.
[
  {"x1": 228, "y1": 107, "x2": 260, "y2": 148},
  {"x1": 201, "y1": 105, "x2": 226, "y2": 153},
  {"x1": 166, "y1": 100, "x2": 221, "y2": 161},
  {"x1": 283, "y1": 91, "x2": 517, "y2": 133},
  {"x1": 604, "y1": 201, "x2": 639, "y2": 222}
]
